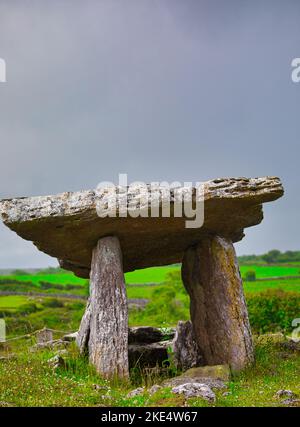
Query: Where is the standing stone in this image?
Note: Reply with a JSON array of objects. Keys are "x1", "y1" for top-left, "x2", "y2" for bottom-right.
[
  {"x1": 182, "y1": 236, "x2": 254, "y2": 371},
  {"x1": 77, "y1": 236, "x2": 129, "y2": 379},
  {"x1": 173, "y1": 320, "x2": 202, "y2": 371},
  {"x1": 36, "y1": 328, "x2": 53, "y2": 345},
  {"x1": 77, "y1": 298, "x2": 91, "y2": 354}
]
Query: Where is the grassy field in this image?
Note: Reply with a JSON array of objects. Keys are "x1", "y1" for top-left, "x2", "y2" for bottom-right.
[
  {"x1": 0, "y1": 272, "x2": 86, "y2": 286},
  {"x1": 0, "y1": 261, "x2": 299, "y2": 335},
  {"x1": 127, "y1": 264, "x2": 300, "y2": 283},
  {"x1": 0, "y1": 296, "x2": 29, "y2": 310},
  {"x1": 244, "y1": 277, "x2": 300, "y2": 293},
  {"x1": 0, "y1": 261, "x2": 299, "y2": 407},
  {"x1": 1, "y1": 263, "x2": 299, "y2": 289},
  {"x1": 0, "y1": 266, "x2": 175, "y2": 287},
  {"x1": 0, "y1": 338, "x2": 299, "y2": 407},
  {"x1": 125, "y1": 266, "x2": 180, "y2": 284},
  {"x1": 240, "y1": 265, "x2": 300, "y2": 278}
]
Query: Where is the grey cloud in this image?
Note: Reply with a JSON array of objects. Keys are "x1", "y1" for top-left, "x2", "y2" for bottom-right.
[{"x1": 0, "y1": 0, "x2": 299, "y2": 267}]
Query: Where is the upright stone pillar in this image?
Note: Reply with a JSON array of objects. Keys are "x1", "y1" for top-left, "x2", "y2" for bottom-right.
[
  {"x1": 182, "y1": 235, "x2": 254, "y2": 371},
  {"x1": 77, "y1": 236, "x2": 129, "y2": 379}
]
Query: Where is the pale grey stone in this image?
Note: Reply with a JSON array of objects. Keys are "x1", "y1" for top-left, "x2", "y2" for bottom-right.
[{"x1": 171, "y1": 383, "x2": 216, "y2": 402}]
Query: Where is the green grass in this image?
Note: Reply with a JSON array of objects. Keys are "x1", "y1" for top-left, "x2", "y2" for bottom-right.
[
  {"x1": 244, "y1": 277, "x2": 300, "y2": 293},
  {"x1": 1, "y1": 262, "x2": 300, "y2": 407},
  {"x1": 127, "y1": 279, "x2": 300, "y2": 301},
  {"x1": 240, "y1": 265, "x2": 300, "y2": 278},
  {"x1": 0, "y1": 338, "x2": 299, "y2": 407},
  {"x1": 125, "y1": 266, "x2": 180, "y2": 284},
  {"x1": 1, "y1": 264, "x2": 299, "y2": 292},
  {"x1": 126, "y1": 265, "x2": 300, "y2": 284},
  {"x1": 0, "y1": 296, "x2": 30, "y2": 310},
  {"x1": 126, "y1": 284, "x2": 160, "y2": 299},
  {"x1": 1, "y1": 267, "x2": 299, "y2": 336},
  {"x1": 0, "y1": 272, "x2": 86, "y2": 286}
]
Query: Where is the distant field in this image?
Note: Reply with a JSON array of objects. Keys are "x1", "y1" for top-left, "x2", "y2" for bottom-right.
[
  {"x1": 126, "y1": 264, "x2": 300, "y2": 297},
  {"x1": 244, "y1": 277, "x2": 300, "y2": 293},
  {"x1": 0, "y1": 272, "x2": 86, "y2": 286},
  {"x1": 127, "y1": 278, "x2": 300, "y2": 298},
  {"x1": 126, "y1": 284, "x2": 159, "y2": 299},
  {"x1": 0, "y1": 266, "x2": 178, "y2": 286},
  {"x1": 239, "y1": 265, "x2": 300, "y2": 278},
  {"x1": 125, "y1": 265, "x2": 179, "y2": 284},
  {"x1": 0, "y1": 295, "x2": 29, "y2": 310},
  {"x1": 1, "y1": 262, "x2": 299, "y2": 338},
  {"x1": 1, "y1": 263, "x2": 300, "y2": 301},
  {"x1": 126, "y1": 264, "x2": 300, "y2": 284}
]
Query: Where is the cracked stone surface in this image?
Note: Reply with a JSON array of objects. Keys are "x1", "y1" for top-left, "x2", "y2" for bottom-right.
[{"x1": 0, "y1": 176, "x2": 283, "y2": 278}]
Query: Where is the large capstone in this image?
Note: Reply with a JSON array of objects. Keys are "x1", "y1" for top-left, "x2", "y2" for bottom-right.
[{"x1": 0, "y1": 177, "x2": 283, "y2": 278}]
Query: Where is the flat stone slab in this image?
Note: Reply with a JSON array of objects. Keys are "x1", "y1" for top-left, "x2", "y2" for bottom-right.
[{"x1": 0, "y1": 176, "x2": 283, "y2": 278}]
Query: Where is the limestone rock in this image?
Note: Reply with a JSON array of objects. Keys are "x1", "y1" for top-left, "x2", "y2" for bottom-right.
[
  {"x1": 171, "y1": 383, "x2": 216, "y2": 402},
  {"x1": 279, "y1": 339, "x2": 300, "y2": 354},
  {"x1": 47, "y1": 355, "x2": 66, "y2": 370},
  {"x1": 281, "y1": 399, "x2": 300, "y2": 407},
  {"x1": 62, "y1": 331, "x2": 78, "y2": 342},
  {"x1": 36, "y1": 328, "x2": 53, "y2": 345},
  {"x1": 162, "y1": 375, "x2": 226, "y2": 390},
  {"x1": 127, "y1": 387, "x2": 145, "y2": 398},
  {"x1": 182, "y1": 236, "x2": 254, "y2": 371},
  {"x1": 148, "y1": 384, "x2": 162, "y2": 395},
  {"x1": 70, "y1": 326, "x2": 175, "y2": 347},
  {"x1": 275, "y1": 389, "x2": 297, "y2": 399},
  {"x1": 0, "y1": 177, "x2": 283, "y2": 278},
  {"x1": 183, "y1": 365, "x2": 230, "y2": 382},
  {"x1": 85, "y1": 237, "x2": 129, "y2": 379},
  {"x1": 173, "y1": 320, "x2": 202, "y2": 370},
  {"x1": 128, "y1": 326, "x2": 174, "y2": 344}
]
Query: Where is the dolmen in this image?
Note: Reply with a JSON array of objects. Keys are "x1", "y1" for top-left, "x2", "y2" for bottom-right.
[{"x1": 0, "y1": 176, "x2": 284, "y2": 379}]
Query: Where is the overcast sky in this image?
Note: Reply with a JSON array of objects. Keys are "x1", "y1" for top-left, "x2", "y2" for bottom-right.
[{"x1": 0, "y1": 0, "x2": 299, "y2": 268}]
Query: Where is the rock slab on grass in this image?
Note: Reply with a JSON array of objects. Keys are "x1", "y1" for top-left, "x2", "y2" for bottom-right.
[
  {"x1": 275, "y1": 389, "x2": 297, "y2": 399},
  {"x1": 171, "y1": 383, "x2": 216, "y2": 402},
  {"x1": 162, "y1": 364, "x2": 229, "y2": 390},
  {"x1": 183, "y1": 365, "x2": 230, "y2": 381},
  {"x1": 127, "y1": 387, "x2": 145, "y2": 398}
]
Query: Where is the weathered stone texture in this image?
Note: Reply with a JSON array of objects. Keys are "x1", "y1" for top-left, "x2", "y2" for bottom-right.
[
  {"x1": 173, "y1": 320, "x2": 202, "y2": 370},
  {"x1": 128, "y1": 341, "x2": 171, "y2": 368},
  {"x1": 182, "y1": 235, "x2": 254, "y2": 371},
  {"x1": 78, "y1": 236, "x2": 129, "y2": 379},
  {"x1": 0, "y1": 177, "x2": 283, "y2": 278}
]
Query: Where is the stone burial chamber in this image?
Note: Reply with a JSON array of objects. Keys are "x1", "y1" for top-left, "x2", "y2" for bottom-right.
[{"x1": 0, "y1": 176, "x2": 284, "y2": 379}]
